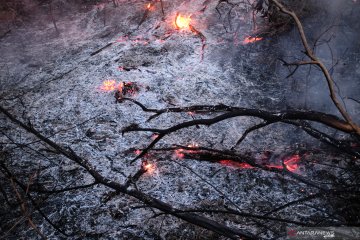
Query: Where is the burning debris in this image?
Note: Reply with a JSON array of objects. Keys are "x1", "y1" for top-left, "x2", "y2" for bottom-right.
[
  {"x1": 115, "y1": 82, "x2": 140, "y2": 100},
  {"x1": 100, "y1": 80, "x2": 140, "y2": 100},
  {"x1": 174, "y1": 13, "x2": 207, "y2": 60},
  {"x1": 171, "y1": 144, "x2": 300, "y2": 172},
  {"x1": 142, "y1": 160, "x2": 156, "y2": 174},
  {"x1": 175, "y1": 13, "x2": 192, "y2": 30},
  {"x1": 100, "y1": 79, "x2": 117, "y2": 92},
  {"x1": 242, "y1": 36, "x2": 263, "y2": 44}
]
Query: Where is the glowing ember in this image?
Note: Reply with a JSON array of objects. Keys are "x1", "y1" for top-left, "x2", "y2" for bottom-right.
[
  {"x1": 173, "y1": 143, "x2": 200, "y2": 159},
  {"x1": 283, "y1": 154, "x2": 300, "y2": 172},
  {"x1": 187, "y1": 143, "x2": 199, "y2": 148},
  {"x1": 219, "y1": 160, "x2": 254, "y2": 169},
  {"x1": 143, "y1": 161, "x2": 156, "y2": 174},
  {"x1": 100, "y1": 80, "x2": 117, "y2": 92},
  {"x1": 134, "y1": 149, "x2": 142, "y2": 155},
  {"x1": 116, "y1": 82, "x2": 140, "y2": 100},
  {"x1": 220, "y1": 154, "x2": 300, "y2": 171},
  {"x1": 174, "y1": 149, "x2": 185, "y2": 159},
  {"x1": 175, "y1": 14, "x2": 191, "y2": 30},
  {"x1": 147, "y1": 3, "x2": 151, "y2": 9},
  {"x1": 242, "y1": 36, "x2": 263, "y2": 44},
  {"x1": 118, "y1": 82, "x2": 124, "y2": 92}
]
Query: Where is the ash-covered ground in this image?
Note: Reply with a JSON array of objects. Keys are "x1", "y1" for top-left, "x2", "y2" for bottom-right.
[{"x1": 0, "y1": 0, "x2": 360, "y2": 239}]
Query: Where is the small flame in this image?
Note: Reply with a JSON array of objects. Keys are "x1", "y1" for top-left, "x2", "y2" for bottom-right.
[
  {"x1": 147, "y1": 3, "x2": 151, "y2": 9},
  {"x1": 100, "y1": 80, "x2": 117, "y2": 92},
  {"x1": 143, "y1": 161, "x2": 156, "y2": 174},
  {"x1": 175, "y1": 14, "x2": 191, "y2": 30},
  {"x1": 242, "y1": 36, "x2": 263, "y2": 44}
]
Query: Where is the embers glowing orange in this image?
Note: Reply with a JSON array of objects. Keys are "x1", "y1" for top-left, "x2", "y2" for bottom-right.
[
  {"x1": 187, "y1": 143, "x2": 199, "y2": 148},
  {"x1": 242, "y1": 36, "x2": 263, "y2": 44},
  {"x1": 174, "y1": 149, "x2": 185, "y2": 159},
  {"x1": 147, "y1": 3, "x2": 151, "y2": 9},
  {"x1": 118, "y1": 81, "x2": 124, "y2": 92},
  {"x1": 283, "y1": 154, "x2": 300, "y2": 172},
  {"x1": 100, "y1": 80, "x2": 117, "y2": 92},
  {"x1": 219, "y1": 160, "x2": 254, "y2": 169},
  {"x1": 143, "y1": 162, "x2": 156, "y2": 174},
  {"x1": 175, "y1": 14, "x2": 191, "y2": 30}
]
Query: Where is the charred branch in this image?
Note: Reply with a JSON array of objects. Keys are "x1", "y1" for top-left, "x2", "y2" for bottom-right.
[
  {"x1": 120, "y1": 99, "x2": 359, "y2": 161},
  {"x1": 120, "y1": 98, "x2": 354, "y2": 133},
  {"x1": 0, "y1": 105, "x2": 257, "y2": 240}
]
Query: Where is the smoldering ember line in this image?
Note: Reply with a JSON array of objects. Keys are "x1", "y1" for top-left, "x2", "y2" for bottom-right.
[{"x1": 1, "y1": 0, "x2": 359, "y2": 239}]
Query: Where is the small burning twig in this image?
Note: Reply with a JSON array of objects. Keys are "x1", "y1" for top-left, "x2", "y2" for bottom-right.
[
  {"x1": 189, "y1": 25, "x2": 207, "y2": 60},
  {"x1": 137, "y1": 2, "x2": 154, "y2": 29},
  {"x1": 142, "y1": 145, "x2": 340, "y2": 191},
  {"x1": 174, "y1": 13, "x2": 207, "y2": 60},
  {"x1": 242, "y1": 36, "x2": 263, "y2": 44}
]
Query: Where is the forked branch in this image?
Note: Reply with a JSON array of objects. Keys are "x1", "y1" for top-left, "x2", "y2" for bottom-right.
[{"x1": 270, "y1": 0, "x2": 360, "y2": 135}]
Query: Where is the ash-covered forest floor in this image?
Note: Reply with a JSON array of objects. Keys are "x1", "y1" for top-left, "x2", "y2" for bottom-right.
[{"x1": 0, "y1": 0, "x2": 360, "y2": 239}]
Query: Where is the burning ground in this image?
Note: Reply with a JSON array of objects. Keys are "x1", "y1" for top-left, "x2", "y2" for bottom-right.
[{"x1": 0, "y1": 0, "x2": 360, "y2": 239}]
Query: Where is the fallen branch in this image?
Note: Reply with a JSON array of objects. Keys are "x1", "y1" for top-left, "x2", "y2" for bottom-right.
[
  {"x1": 90, "y1": 42, "x2": 113, "y2": 56},
  {"x1": 120, "y1": 98, "x2": 354, "y2": 132},
  {"x1": 120, "y1": 100, "x2": 358, "y2": 161},
  {"x1": 0, "y1": 105, "x2": 257, "y2": 240}
]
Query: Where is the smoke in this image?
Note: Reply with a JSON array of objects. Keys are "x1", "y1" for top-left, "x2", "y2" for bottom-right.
[{"x1": 279, "y1": 0, "x2": 360, "y2": 123}]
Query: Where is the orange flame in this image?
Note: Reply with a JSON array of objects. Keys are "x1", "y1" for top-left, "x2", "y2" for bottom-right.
[
  {"x1": 147, "y1": 3, "x2": 151, "y2": 9},
  {"x1": 175, "y1": 14, "x2": 191, "y2": 30},
  {"x1": 100, "y1": 80, "x2": 117, "y2": 92},
  {"x1": 242, "y1": 36, "x2": 263, "y2": 44},
  {"x1": 118, "y1": 81, "x2": 124, "y2": 92},
  {"x1": 143, "y1": 161, "x2": 156, "y2": 174}
]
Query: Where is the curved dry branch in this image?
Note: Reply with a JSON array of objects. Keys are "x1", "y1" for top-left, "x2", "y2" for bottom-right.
[
  {"x1": 121, "y1": 100, "x2": 359, "y2": 161},
  {"x1": 269, "y1": 0, "x2": 360, "y2": 135},
  {"x1": 121, "y1": 99, "x2": 353, "y2": 133}
]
